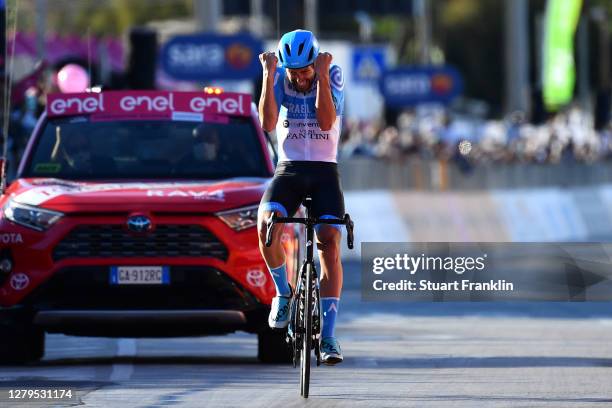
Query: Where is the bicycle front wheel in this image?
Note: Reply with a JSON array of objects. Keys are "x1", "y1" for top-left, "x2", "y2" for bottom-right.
[{"x1": 300, "y1": 262, "x2": 313, "y2": 398}]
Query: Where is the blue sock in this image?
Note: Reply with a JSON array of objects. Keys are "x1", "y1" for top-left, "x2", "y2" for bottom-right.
[
  {"x1": 321, "y1": 297, "x2": 340, "y2": 338},
  {"x1": 268, "y1": 264, "x2": 291, "y2": 297}
]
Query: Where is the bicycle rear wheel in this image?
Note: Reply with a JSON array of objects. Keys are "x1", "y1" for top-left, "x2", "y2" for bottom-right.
[{"x1": 300, "y1": 262, "x2": 313, "y2": 398}]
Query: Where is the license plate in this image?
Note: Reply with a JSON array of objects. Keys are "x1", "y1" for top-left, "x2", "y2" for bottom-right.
[{"x1": 110, "y1": 266, "x2": 170, "y2": 285}]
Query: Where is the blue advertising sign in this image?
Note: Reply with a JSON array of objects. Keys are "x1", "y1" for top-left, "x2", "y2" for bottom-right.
[
  {"x1": 380, "y1": 66, "x2": 463, "y2": 107},
  {"x1": 352, "y1": 46, "x2": 386, "y2": 83},
  {"x1": 161, "y1": 33, "x2": 263, "y2": 81}
]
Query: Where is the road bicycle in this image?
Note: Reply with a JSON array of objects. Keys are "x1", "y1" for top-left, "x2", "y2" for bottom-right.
[{"x1": 265, "y1": 196, "x2": 354, "y2": 398}]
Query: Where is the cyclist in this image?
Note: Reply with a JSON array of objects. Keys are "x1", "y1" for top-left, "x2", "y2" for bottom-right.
[{"x1": 257, "y1": 29, "x2": 345, "y2": 365}]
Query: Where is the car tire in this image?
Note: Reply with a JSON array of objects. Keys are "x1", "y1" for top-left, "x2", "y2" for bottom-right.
[
  {"x1": 258, "y1": 328, "x2": 291, "y2": 364},
  {"x1": 0, "y1": 325, "x2": 45, "y2": 365}
]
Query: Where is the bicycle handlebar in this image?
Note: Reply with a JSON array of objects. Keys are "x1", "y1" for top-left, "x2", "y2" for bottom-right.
[{"x1": 265, "y1": 213, "x2": 354, "y2": 250}]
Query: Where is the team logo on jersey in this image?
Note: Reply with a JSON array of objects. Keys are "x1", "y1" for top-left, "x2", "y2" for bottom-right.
[
  {"x1": 283, "y1": 119, "x2": 289, "y2": 128},
  {"x1": 330, "y1": 66, "x2": 344, "y2": 91}
]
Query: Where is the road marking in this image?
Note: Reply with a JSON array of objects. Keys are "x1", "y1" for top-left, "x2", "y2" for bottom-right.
[{"x1": 110, "y1": 339, "x2": 136, "y2": 381}]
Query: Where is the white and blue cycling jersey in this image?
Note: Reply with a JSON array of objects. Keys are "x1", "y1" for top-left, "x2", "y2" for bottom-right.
[{"x1": 273, "y1": 65, "x2": 344, "y2": 163}]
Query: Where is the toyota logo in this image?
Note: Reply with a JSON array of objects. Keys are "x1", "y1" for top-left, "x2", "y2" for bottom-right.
[
  {"x1": 10, "y1": 273, "x2": 29, "y2": 291},
  {"x1": 246, "y1": 269, "x2": 267, "y2": 288},
  {"x1": 127, "y1": 215, "x2": 152, "y2": 233}
]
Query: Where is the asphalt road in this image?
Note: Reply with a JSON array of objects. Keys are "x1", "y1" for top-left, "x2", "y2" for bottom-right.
[{"x1": 2, "y1": 262, "x2": 612, "y2": 407}]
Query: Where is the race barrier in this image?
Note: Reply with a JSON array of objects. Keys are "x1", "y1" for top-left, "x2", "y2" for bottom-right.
[
  {"x1": 341, "y1": 185, "x2": 612, "y2": 260},
  {"x1": 338, "y1": 158, "x2": 612, "y2": 191}
]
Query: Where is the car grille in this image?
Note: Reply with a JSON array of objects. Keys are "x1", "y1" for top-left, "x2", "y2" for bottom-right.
[
  {"x1": 53, "y1": 225, "x2": 228, "y2": 261},
  {"x1": 22, "y1": 266, "x2": 259, "y2": 311}
]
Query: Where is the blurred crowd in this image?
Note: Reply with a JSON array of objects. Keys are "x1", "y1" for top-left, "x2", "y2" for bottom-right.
[{"x1": 339, "y1": 105, "x2": 612, "y2": 165}]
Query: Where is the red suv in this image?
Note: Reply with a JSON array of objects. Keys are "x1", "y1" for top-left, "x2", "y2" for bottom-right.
[{"x1": 0, "y1": 90, "x2": 300, "y2": 364}]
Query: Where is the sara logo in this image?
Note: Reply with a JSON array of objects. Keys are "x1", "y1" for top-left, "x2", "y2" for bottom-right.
[
  {"x1": 10, "y1": 273, "x2": 29, "y2": 291},
  {"x1": 226, "y1": 43, "x2": 252, "y2": 69},
  {"x1": 431, "y1": 74, "x2": 454, "y2": 94},
  {"x1": 246, "y1": 269, "x2": 267, "y2": 288},
  {"x1": 381, "y1": 66, "x2": 463, "y2": 106},
  {"x1": 127, "y1": 215, "x2": 152, "y2": 233}
]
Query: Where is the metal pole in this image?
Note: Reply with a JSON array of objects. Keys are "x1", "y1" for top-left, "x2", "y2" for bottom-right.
[
  {"x1": 304, "y1": 0, "x2": 318, "y2": 35},
  {"x1": 577, "y1": 15, "x2": 590, "y2": 110},
  {"x1": 250, "y1": 0, "x2": 264, "y2": 37},
  {"x1": 194, "y1": 0, "x2": 221, "y2": 32},
  {"x1": 413, "y1": 0, "x2": 432, "y2": 65},
  {"x1": 355, "y1": 11, "x2": 373, "y2": 43},
  {"x1": 593, "y1": 8, "x2": 610, "y2": 90},
  {"x1": 35, "y1": 0, "x2": 47, "y2": 62},
  {"x1": 504, "y1": 0, "x2": 530, "y2": 114},
  {"x1": 535, "y1": 13, "x2": 544, "y2": 90}
]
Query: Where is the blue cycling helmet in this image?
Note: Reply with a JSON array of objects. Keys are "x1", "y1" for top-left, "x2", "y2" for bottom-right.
[{"x1": 276, "y1": 29, "x2": 320, "y2": 69}]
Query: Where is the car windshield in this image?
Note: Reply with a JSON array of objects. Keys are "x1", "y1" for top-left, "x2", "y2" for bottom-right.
[{"x1": 21, "y1": 116, "x2": 270, "y2": 180}]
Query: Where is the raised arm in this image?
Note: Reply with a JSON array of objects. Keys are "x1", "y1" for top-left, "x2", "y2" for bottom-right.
[
  {"x1": 314, "y1": 52, "x2": 336, "y2": 132},
  {"x1": 258, "y1": 52, "x2": 279, "y2": 132}
]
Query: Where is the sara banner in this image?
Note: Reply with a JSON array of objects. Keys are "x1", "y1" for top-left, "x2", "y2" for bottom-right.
[
  {"x1": 380, "y1": 66, "x2": 463, "y2": 107},
  {"x1": 160, "y1": 33, "x2": 263, "y2": 81},
  {"x1": 543, "y1": 0, "x2": 583, "y2": 110}
]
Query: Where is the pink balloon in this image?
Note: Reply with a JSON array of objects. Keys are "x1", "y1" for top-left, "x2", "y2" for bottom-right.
[{"x1": 57, "y1": 64, "x2": 90, "y2": 93}]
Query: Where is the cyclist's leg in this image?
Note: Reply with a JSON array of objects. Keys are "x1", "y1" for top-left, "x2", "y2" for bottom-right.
[
  {"x1": 315, "y1": 225, "x2": 342, "y2": 298},
  {"x1": 316, "y1": 224, "x2": 342, "y2": 342},
  {"x1": 258, "y1": 165, "x2": 305, "y2": 295},
  {"x1": 311, "y1": 163, "x2": 345, "y2": 356},
  {"x1": 310, "y1": 163, "x2": 345, "y2": 300}
]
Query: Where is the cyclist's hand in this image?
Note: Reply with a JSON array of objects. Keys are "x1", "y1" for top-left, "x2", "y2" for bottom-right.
[
  {"x1": 314, "y1": 52, "x2": 333, "y2": 78},
  {"x1": 259, "y1": 52, "x2": 278, "y2": 75}
]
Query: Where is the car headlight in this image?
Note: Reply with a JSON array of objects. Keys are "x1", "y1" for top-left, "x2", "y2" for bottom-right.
[
  {"x1": 3, "y1": 200, "x2": 64, "y2": 231},
  {"x1": 216, "y1": 204, "x2": 259, "y2": 231}
]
